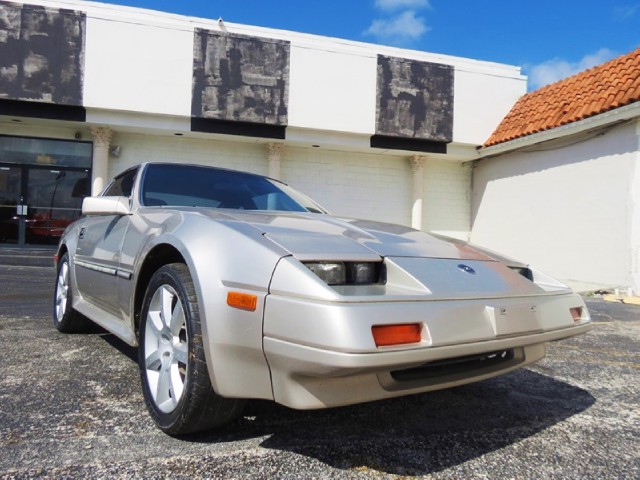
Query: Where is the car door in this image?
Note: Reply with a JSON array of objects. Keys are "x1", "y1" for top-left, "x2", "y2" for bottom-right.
[{"x1": 74, "y1": 167, "x2": 138, "y2": 318}]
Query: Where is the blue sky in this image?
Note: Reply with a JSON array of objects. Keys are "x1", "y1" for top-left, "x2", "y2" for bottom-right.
[{"x1": 89, "y1": 0, "x2": 640, "y2": 90}]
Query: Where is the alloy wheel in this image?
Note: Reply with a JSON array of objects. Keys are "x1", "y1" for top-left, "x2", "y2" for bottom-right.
[
  {"x1": 55, "y1": 261, "x2": 69, "y2": 320},
  {"x1": 143, "y1": 284, "x2": 189, "y2": 413}
]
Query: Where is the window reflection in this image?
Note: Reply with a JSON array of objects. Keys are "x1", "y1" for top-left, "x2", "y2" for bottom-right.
[
  {"x1": 0, "y1": 135, "x2": 92, "y2": 168},
  {"x1": 0, "y1": 134, "x2": 93, "y2": 244},
  {"x1": 26, "y1": 169, "x2": 91, "y2": 244}
]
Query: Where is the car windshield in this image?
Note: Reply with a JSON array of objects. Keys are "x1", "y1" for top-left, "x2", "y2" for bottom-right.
[{"x1": 140, "y1": 163, "x2": 326, "y2": 213}]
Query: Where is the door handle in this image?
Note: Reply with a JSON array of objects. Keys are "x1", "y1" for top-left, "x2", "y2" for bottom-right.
[{"x1": 79, "y1": 226, "x2": 86, "y2": 239}]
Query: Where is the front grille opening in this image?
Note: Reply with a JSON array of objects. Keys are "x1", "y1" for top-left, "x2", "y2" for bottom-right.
[{"x1": 391, "y1": 349, "x2": 515, "y2": 382}]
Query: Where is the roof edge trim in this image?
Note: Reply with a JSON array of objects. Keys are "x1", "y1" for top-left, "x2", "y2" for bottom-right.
[{"x1": 478, "y1": 101, "x2": 640, "y2": 158}]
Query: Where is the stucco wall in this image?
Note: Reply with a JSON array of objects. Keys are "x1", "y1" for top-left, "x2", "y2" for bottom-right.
[
  {"x1": 424, "y1": 159, "x2": 472, "y2": 238},
  {"x1": 84, "y1": 16, "x2": 194, "y2": 117},
  {"x1": 288, "y1": 45, "x2": 377, "y2": 135},
  {"x1": 452, "y1": 69, "x2": 525, "y2": 146},
  {"x1": 631, "y1": 120, "x2": 640, "y2": 294},
  {"x1": 471, "y1": 121, "x2": 640, "y2": 291}
]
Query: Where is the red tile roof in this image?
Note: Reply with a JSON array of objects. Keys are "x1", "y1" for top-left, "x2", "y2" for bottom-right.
[{"x1": 484, "y1": 47, "x2": 640, "y2": 147}]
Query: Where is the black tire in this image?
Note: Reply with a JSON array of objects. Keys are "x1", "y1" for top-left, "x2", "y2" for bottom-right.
[
  {"x1": 53, "y1": 252, "x2": 91, "y2": 333},
  {"x1": 138, "y1": 263, "x2": 245, "y2": 435}
]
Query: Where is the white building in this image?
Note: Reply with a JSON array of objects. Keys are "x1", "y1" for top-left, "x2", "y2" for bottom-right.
[
  {"x1": 471, "y1": 48, "x2": 640, "y2": 294},
  {"x1": 0, "y1": 0, "x2": 524, "y2": 246},
  {"x1": 2, "y1": 1, "x2": 637, "y2": 293}
]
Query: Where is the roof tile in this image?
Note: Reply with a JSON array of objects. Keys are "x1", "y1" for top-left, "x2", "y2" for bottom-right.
[{"x1": 484, "y1": 47, "x2": 640, "y2": 147}]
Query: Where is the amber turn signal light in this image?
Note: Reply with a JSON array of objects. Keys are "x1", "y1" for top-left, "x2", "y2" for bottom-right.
[
  {"x1": 227, "y1": 292, "x2": 258, "y2": 311},
  {"x1": 372, "y1": 324, "x2": 421, "y2": 347},
  {"x1": 570, "y1": 307, "x2": 583, "y2": 322}
]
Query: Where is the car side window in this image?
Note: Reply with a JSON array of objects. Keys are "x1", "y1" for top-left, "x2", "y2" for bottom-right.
[{"x1": 103, "y1": 167, "x2": 138, "y2": 197}]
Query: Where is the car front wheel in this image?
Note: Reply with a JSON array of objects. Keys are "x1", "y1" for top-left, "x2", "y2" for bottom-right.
[{"x1": 138, "y1": 263, "x2": 245, "y2": 435}]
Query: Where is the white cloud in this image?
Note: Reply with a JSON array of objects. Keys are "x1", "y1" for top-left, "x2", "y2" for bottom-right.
[
  {"x1": 526, "y1": 48, "x2": 618, "y2": 90},
  {"x1": 613, "y1": 4, "x2": 640, "y2": 20},
  {"x1": 364, "y1": 10, "x2": 429, "y2": 46},
  {"x1": 374, "y1": 0, "x2": 430, "y2": 11}
]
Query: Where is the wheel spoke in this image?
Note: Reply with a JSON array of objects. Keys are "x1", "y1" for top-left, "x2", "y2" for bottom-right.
[
  {"x1": 55, "y1": 287, "x2": 64, "y2": 307},
  {"x1": 170, "y1": 300, "x2": 185, "y2": 336},
  {"x1": 145, "y1": 350, "x2": 162, "y2": 371},
  {"x1": 56, "y1": 300, "x2": 65, "y2": 318},
  {"x1": 155, "y1": 367, "x2": 171, "y2": 409},
  {"x1": 59, "y1": 263, "x2": 67, "y2": 284},
  {"x1": 147, "y1": 311, "x2": 163, "y2": 339},
  {"x1": 173, "y1": 342, "x2": 188, "y2": 365},
  {"x1": 169, "y1": 364, "x2": 184, "y2": 406},
  {"x1": 160, "y1": 287, "x2": 174, "y2": 329}
]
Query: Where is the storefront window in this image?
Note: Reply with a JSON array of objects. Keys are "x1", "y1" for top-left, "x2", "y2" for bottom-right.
[
  {"x1": 0, "y1": 135, "x2": 92, "y2": 168},
  {"x1": 0, "y1": 135, "x2": 92, "y2": 245}
]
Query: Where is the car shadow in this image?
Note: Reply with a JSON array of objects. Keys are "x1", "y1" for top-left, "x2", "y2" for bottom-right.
[
  {"x1": 97, "y1": 331, "x2": 138, "y2": 363},
  {"x1": 95, "y1": 331, "x2": 595, "y2": 476},
  {"x1": 193, "y1": 370, "x2": 595, "y2": 476}
]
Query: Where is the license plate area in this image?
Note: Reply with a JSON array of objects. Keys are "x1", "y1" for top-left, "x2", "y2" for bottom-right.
[{"x1": 486, "y1": 303, "x2": 541, "y2": 336}]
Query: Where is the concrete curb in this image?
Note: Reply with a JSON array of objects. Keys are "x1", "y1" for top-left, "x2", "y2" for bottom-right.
[
  {"x1": 602, "y1": 294, "x2": 640, "y2": 306},
  {"x1": 0, "y1": 247, "x2": 56, "y2": 268}
]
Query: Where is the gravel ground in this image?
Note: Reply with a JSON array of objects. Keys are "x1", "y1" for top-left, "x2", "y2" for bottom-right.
[{"x1": 0, "y1": 265, "x2": 638, "y2": 479}]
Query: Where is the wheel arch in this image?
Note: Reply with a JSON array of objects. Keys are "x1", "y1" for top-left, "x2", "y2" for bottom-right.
[
  {"x1": 55, "y1": 243, "x2": 69, "y2": 263},
  {"x1": 133, "y1": 243, "x2": 186, "y2": 331}
]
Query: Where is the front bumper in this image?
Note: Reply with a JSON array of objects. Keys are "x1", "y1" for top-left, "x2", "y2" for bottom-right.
[{"x1": 263, "y1": 293, "x2": 592, "y2": 409}]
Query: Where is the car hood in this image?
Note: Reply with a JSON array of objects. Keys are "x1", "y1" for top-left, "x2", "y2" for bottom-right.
[{"x1": 216, "y1": 210, "x2": 493, "y2": 261}]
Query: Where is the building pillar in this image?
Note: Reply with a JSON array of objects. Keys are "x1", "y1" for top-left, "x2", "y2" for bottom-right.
[
  {"x1": 409, "y1": 155, "x2": 426, "y2": 230},
  {"x1": 90, "y1": 127, "x2": 113, "y2": 195},
  {"x1": 267, "y1": 142, "x2": 284, "y2": 180}
]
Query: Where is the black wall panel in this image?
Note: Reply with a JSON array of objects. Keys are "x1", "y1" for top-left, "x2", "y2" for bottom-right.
[
  {"x1": 376, "y1": 55, "x2": 454, "y2": 144},
  {"x1": 192, "y1": 29, "x2": 290, "y2": 135},
  {"x1": 0, "y1": 1, "x2": 85, "y2": 106}
]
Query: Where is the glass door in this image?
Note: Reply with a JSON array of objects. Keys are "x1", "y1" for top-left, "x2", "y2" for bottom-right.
[
  {"x1": 0, "y1": 135, "x2": 92, "y2": 246},
  {"x1": 0, "y1": 165, "x2": 90, "y2": 245},
  {"x1": 25, "y1": 167, "x2": 91, "y2": 245},
  {"x1": 0, "y1": 166, "x2": 22, "y2": 244}
]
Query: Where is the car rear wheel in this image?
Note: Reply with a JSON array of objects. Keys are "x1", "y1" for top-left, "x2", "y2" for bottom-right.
[
  {"x1": 53, "y1": 252, "x2": 91, "y2": 333},
  {"x1": 138, "y1": 263, "x2": 245, "y2": 435}
]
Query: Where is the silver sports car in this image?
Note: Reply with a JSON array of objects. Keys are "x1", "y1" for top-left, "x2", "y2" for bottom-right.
[{"x1": 54, "y1": 162, "x2": 593, "y2": 435}]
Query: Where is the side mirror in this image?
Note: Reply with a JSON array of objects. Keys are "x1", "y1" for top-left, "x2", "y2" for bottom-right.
[{"x1": 82, "y1": 196, "x2": 131, "y2": 216}]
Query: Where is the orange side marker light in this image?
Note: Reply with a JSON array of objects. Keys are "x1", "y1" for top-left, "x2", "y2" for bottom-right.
[
  {"x1": 570, "y1": 307, "x2": 583, "y2": 322},
  {"x1": 227, "y1": 292, "x2": 258, "y2": 311},
  {"x1": 372, "y1": 323, "x2": 422, "y2": 347}
]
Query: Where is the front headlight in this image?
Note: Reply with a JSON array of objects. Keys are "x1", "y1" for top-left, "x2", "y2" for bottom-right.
[
  {"x1": 508, "y1": 266, "x2": 534, "y2": 281},
  {"x1": 305, "y1": 262, "x2": 346, "y2": 285},
  {"x1": 303, "y1": 261, "x2": 384, "y2": 285}
]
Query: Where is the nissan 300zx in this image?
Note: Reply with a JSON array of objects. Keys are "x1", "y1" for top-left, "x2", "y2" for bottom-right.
[{"x1": 53, "y1": 162, "x2": 593, "y2": 435}]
